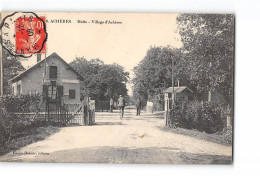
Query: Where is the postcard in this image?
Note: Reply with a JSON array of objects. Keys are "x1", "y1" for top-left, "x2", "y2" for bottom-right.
[{"x1": 0, "y1": 12, "x2": 234, "y2": 164}]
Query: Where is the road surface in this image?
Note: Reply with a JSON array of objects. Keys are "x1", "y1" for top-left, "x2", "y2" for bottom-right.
[{"x1": 0, "y1": 106, "x2": 232, "y2": 164}]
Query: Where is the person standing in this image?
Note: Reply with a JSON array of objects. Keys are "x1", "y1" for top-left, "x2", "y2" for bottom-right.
[
  {"x1": 110, "y1": 97, "x2": 114, "y2": 112},
  {"x1": 136, "y1": 97, "x2": 142, "y2": 116},
  {"x1": 117, "y1": 95, "x2": 126, "y2": 119}
]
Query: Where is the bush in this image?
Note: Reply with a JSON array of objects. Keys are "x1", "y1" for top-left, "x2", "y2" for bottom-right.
[
  {"x1": 199, "y1": 102, "x2": 223, "y2": 133},
  {"x1": 0, "y1": 94, "x2": 42, "y2": 113},
  {"x1": 169, "y1": 100, "x2": 226, "y2": 134},
  {"x1": 0, "y1": 94, "x2": 43, "y2": 143}
]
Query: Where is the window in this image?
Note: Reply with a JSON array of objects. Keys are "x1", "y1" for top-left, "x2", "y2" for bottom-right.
[
  {"x1": 49, "y1": 66, "x2": 57, "y2": 79},
  {"x1": 17, "y1": 84, "x2": 21, "y2": 95},
  {"x1": 69, "y1": 89, "x2": 75, "y2": 99}
]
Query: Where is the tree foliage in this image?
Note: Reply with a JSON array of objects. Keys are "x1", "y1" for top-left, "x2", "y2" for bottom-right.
[
  {"x1": 2, "y1": 48, "x2": 25, "y2": 95},
  {"x1": 133, "y1": 14, "x2": 234, "y2": 107},
  {"x1": 132, "y1": 46, "x2": 188, "y2": 103},
  {"x1": 177, "y1": 14, "x2": 234, "y2": 104},
  {"x1": 70, "y1": 57, "x2": 129, "y2": 101}
]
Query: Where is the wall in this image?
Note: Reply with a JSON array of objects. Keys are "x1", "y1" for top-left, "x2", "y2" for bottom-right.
[
  {"x1": 177, "y1": 92, "x2": 189, "y2": 101},
  {"x1": 21, "y1": 63, "x2": 44, "y2": 94},
  {"x1": 63, "y1": 82, "x2": 81, "y2": 104}
]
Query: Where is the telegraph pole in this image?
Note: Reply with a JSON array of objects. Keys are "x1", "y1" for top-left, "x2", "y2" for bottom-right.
[
  {"x1": 0, "y1": 40, "x2": 3, "y2": 96},
  {"x1": 172, "y1": 58, "x2": 175, "y2": 106},
  {"x1": 170, "y1": 57, "x2": 175, "y2": 126},
  {"x1": 0, "y1": 13, "x2": 3, "y2": 96}
]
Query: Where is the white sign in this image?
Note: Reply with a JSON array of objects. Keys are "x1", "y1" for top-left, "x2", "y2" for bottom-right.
[
  {"x1": 61, "y1": 79, "x2": 80, "y2": 84},
  {"x1": 147, "y1": 101, "x2": 153, "y2": 107}
]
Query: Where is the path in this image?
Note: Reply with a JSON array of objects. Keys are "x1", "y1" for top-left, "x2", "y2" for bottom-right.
[{"x1": 0, "y1": 106, "x2": 232, "y2": 164}]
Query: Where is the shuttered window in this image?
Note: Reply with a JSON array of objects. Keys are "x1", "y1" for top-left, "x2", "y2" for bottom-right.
[
  {"x1": 69, "y1": 89, "x2": 75, "y2": 99},
  {"x1": 57, "y1": 86, "x2": 64, "y2": 98}
]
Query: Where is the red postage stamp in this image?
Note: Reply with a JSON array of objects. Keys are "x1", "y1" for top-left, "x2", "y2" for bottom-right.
[
  {"x1": 0, "y1": 12, "x2": 47, "y2": 58},
  {"x1": 15, "y1": 15, "x2": 46, "y2": 55}
]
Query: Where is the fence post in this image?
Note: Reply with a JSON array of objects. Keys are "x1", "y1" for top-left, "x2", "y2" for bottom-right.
[
  {"x1": 90, "y1": 100, "x2": 95, "y2": 124},
  {"x1": 82, "y1": 100, "x2": 85, "y2": 125},
  {"x1": 47, "y1": 99, "x2": 49, "y2": 123},
  {"x1": 226, "y1": 105, "x2": 232, "y2": 130},
  {"x1": 226, "y1": 116, "x2": 231, "y2": 129},
  {"x1": 165, "y1": 99, "x2": 168, "y2": 126},
  {"x1": 92, "y1": 109, "x2": 95, "y2": 123}
]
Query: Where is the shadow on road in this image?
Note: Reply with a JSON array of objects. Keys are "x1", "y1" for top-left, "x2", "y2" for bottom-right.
[
  {"x1": 21, "y1": 146, "x2": 232, "y2": 164},
  {"x1": 94, "y1": 122, "x2": 125, "y2": 126}
]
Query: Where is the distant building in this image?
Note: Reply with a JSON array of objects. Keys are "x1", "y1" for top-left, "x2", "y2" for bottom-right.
[
  {"x1": 163, "y1": 86, "x2": 193, "y2": 102},
  {"x1": 10, "y1": 52, "x2": 84, "y2": 104},
  {"x1": 163, "y1": 86, "x2": 193, "y2": 114}
]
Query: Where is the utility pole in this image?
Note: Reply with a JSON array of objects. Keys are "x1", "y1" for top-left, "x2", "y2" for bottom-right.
[
  {"x1": 170, "y1": 57, "x2": 175, "y2": 126},
  {"x1": 0, "y1": 40, "x2": 3, "y2": 96},
  {"x1": 172, "y1": 58, "x2": 175, "y2": 106},
  {"x1": 208, "y1": 62, "x2": 212, "y2": 103},
  {"x1": 0, "y1": 13, "x2": 3, "y2": 96}
]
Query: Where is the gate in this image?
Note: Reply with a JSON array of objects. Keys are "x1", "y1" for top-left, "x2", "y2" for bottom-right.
[
  {"x1": 42, "y1": 84, "x2": 95, "y2": 126},
  {"x1": 64, "y1": 98, "x2": 95, "y2": 126},
  {"x1": 41, "y1": 97, "x2": 95, "y2": 126}
]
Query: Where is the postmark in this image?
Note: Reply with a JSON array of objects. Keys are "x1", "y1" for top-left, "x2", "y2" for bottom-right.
[{"x1": 0, "y1": 12, "x2": 47, "y2": 58}]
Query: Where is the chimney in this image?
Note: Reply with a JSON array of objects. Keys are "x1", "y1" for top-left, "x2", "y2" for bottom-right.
[
  {"x1": 37, "y1": 54, "x2": 42, "y2": 63},
  {"x1": 177, "y1": 79, "x2": 180, "y2": 87}
]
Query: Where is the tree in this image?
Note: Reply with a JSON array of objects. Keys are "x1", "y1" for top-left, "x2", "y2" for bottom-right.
[
  {"x1": 70, "y1": 57, "x2": 129, "y2": 102},
  {"x1": 177, "y1": 14, "x2": 234, "y2": 105},
  {"x1": 2, "y1": 48, "x2": 25, "y2": 95},
  {"x1": 132, "y1": 46, "x2": 188, "y2": 103}
]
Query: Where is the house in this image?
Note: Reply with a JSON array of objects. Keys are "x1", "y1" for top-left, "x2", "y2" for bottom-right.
[
  {"x1": 163, "y1": 86, "x2": 193, "y2": 115},
  {"x1": 10, "y1": 52, "x2": 84, "y2": 104},
  {"x1": 163, "y1": 86, "x2": 193, "y2": 102}
]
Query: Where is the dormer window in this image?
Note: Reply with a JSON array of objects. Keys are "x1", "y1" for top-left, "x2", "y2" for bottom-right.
[{"x1": 49, "y1": 66, "x2": 57, "y2": 79}]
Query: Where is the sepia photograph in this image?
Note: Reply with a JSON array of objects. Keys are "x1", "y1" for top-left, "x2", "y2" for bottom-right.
[{"x1": 0, "y1": 12, "x2": 234, "y2": 164}]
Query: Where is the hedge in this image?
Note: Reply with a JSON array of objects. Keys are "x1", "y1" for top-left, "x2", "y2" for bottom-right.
[
  {"x1": 169, "y1": 100, "x2": 227, "y2": 134},
  {"x1": 0, "y1": 94, "x2": 43, "y2": 143}
]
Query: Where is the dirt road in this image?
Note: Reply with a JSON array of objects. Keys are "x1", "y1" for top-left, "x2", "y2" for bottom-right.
[{"x1": 0, "y1": 106, "x2": 232, "y2": 164}]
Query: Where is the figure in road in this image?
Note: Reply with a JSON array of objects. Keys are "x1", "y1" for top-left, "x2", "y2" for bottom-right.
[
  {"x1": 110, "y1": 97, "x2": 114, "y2": 112},
  {"x1": 117, "y1": 95, "x2": 126, "y2": 119},
  {"x1": 136, "y1": 97, "x2": 142, "y2": 116}
]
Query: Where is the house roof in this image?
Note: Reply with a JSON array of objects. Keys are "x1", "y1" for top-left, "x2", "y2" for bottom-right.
[
  {"x1": 10, "y1": 52, "x2": 84, "y2": 83},
  {"x1": 163, "y1": 86, "x2": 193, "y2": 93}
]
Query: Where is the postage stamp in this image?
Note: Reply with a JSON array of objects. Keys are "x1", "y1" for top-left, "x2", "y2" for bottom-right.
[{"x1": 0, "y1": 12, "x2": 47, "y2": 58}]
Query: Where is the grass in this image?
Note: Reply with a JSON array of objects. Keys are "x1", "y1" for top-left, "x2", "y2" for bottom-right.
[
  {"x1": 0, "y1": 126, "x2": 60, "y2": 156},
  {"x1": 160, "y1": 126, "x2": 232, "y2": 146}
]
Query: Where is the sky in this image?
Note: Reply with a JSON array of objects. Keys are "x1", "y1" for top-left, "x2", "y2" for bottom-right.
[{"x1": 20, "y1": 12, "x2": 182, "y2": 94}]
